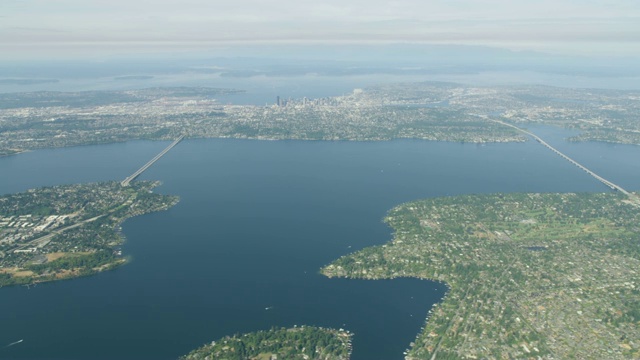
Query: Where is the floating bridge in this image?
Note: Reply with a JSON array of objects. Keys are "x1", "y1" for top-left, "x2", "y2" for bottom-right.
[
  {"x1": 121, "y1": 135, "x2": 184, "y2": 187},
  {"x1": 492, "y1": 120, "x2": 629, "y2": 196}
]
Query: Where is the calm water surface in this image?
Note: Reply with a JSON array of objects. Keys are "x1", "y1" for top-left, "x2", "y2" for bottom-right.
[{"x1": 1, "y1": 132, "x2": 640, "y2": 360}]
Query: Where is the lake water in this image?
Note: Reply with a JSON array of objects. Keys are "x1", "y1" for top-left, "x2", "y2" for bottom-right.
[{"x1": 1, "y1": 128, "x2": 640, "y2": 360}]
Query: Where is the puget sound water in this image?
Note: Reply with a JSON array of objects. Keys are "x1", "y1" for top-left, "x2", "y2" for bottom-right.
[{"x1": 1, "y1": 127, "x2": 640, "y2": 359}]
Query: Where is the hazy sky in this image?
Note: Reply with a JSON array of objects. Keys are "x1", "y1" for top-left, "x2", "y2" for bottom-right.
[{"x1": 1, "y1": 0, "x2": 639, "y2": 59}]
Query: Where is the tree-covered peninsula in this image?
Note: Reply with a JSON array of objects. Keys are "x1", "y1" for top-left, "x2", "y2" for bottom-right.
[
  {"x1": 0, "y1": 181, "x2": 178, "y2": 287},
  {"x1": 180, "y1": 326, "x2": 352, "y2": 360},
  {"x1": 323, "y1": 192, "x2": 640, "y2": 359}
]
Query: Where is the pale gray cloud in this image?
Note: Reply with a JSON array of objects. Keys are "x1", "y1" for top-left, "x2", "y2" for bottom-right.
[{"x1": 1, "y1": 0, "x2": 639, "y2": 58}]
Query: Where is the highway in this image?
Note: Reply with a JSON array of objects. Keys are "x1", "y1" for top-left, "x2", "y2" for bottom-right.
[
  {"x1": 492, "y1": 120, "x2": 630, "y2": 196},
  {"x1": 9, "y1": 214, "x2": 104, "y2": 254},
  {"x1": 121, "y1": 135, "x2": 184, "y2": 186}
]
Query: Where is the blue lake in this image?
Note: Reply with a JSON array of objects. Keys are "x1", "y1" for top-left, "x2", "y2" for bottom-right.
[{"x1": 1, "y1": 129, "x2": 639, "y2": 359}]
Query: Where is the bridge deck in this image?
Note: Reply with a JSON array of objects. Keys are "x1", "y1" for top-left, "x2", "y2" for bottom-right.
[
  {"x1": 121, "y1": 135, "x2": 184, "y2": 186},
  {"x1": 492, "y1": 120, "x2": 629, "y2": 196}
]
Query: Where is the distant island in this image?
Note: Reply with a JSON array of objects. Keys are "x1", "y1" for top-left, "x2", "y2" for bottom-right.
[
  {"x1": 323, "y1": 192, "x2": 640, "y2": 359},
  {"x1": 114, "y1": 75, "x2": 155, "y2": 81},
  {"x1": 180, "y1": 326, "x2": 352, "y2": 360},
  {"x1": 0, "y1": 78, "x2": 59, "y2": 85},
  {"x1": 0, "y1": 181, "x2": 178, "y2": 287},
  {"x1": 2, "y1": 82, "x2": 640, "y2": 156}
]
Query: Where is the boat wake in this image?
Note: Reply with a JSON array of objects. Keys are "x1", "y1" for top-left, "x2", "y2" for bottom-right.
[{"x1": 6, "y1": 339, "x2": 23, "y2": 348}]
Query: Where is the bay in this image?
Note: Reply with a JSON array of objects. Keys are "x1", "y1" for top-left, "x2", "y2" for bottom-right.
[{"x1": 1, "y1": 132, "x2": 640, "y2": 359}]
